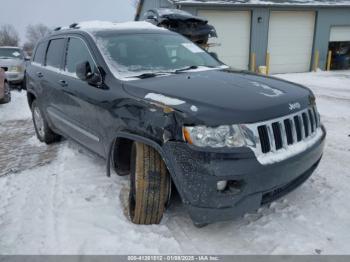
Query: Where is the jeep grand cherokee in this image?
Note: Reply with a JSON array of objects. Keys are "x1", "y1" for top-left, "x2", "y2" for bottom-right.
[{"x1": 26, "y1": 21, "x2": 326, "y2": 227}]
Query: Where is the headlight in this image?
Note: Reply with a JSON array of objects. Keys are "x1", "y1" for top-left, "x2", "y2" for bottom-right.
[
  {"x1": 9, "y1": 66, "x2": 22, "y2": 72},
  {"x1": 183, "y1": 125, "x2": 246, "y2": 148}
]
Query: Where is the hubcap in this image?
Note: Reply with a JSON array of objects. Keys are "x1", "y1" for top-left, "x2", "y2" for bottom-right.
[{"x1": 33, "y1": 106, "x2": 45, "y2": 138}]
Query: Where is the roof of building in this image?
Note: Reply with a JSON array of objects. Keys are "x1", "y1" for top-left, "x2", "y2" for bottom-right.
[{"x1": 170, "y1": 0, "x2": 350, "y2": 6}]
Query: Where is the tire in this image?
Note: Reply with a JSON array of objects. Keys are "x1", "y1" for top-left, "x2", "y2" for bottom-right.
[
  {"x1": 0, "y1": 82, "x2": 11, "y2": 104},
  {"x1": 31, "y1": 100, "x2": 61, "y2": 144},
  {"x1": 129, "y1": 142, "x2": 171, "y2": 225},
  {"x1": 21, "y1": 75, "x2": 27, "y2": 90}
]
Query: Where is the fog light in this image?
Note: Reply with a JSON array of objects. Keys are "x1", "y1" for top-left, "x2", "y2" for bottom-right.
[{"x1": 217, "y1": 180, "x2": 227, "y2": 191}]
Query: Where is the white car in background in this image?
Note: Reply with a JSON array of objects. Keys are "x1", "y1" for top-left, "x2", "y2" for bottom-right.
[{"x1": 0, "y1": 46, "x2": 28, "y2": 90}]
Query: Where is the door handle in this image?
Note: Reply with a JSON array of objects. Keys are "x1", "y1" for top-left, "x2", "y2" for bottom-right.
[
  {"x1": 36, "y1": 72, "x2": 43, "y2": 78},
  {"x1": 58, "y1": 80, "x2": 68, "y2": 87}
]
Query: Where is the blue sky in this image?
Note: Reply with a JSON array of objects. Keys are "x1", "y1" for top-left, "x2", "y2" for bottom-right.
[{"x1": 0, "y1": 0, "x2": 136, "y2": 43}]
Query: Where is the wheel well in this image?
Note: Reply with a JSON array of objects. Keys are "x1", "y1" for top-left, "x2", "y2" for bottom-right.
[
  {"x1": 27, "y1": 92, "x2": 36, "y2": 108},
  {"x1": 113, "y1": 137, "x2": 133, "y2": 176}
]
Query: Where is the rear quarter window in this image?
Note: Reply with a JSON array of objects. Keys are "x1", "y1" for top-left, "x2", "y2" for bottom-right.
[
  {"x1": 45, "y1": 39, "x2": 66, "y2": 69},
  {"x1": 33, "y1": 42, "x2": 47, "y2": 65}
]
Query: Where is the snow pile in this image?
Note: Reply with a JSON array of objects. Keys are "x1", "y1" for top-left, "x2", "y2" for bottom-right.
[
  {"x1": 0, "y1": 91, "x2": 31, "y2": 121},
  {"x1": 171, "y1": 0, "x2": 350, "y2": 6}
]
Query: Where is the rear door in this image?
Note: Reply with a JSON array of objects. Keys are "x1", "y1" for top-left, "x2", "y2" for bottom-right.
[
  {"x1": 27, "y1": 41, "x2": 48, "y2": 102},
  {"x1": 40, "y1": 38, "x2": 67, "y2": 130}
]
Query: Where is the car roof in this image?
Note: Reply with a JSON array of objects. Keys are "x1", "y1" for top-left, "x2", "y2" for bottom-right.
[{"x1": 49, "y1": 21, "x2": 169, "y2": 38}]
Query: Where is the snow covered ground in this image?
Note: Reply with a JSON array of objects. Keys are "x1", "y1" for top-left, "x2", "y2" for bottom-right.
[{"x1": 0, "y1": 71, "x2": 349, "y2": 255}]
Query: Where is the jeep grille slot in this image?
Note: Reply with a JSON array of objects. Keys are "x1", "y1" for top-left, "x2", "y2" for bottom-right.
[
  {"x1": 302, "y1": 112, "x2": 309, "y2": 138},
  {"x1": 272, "y1": 122, "x2": 283, "y2": 150},
  {"x1": 283, "y1": 119, "x2": 294, "y2": 145},
  {"x1": 293, "y1": 116, "x2": 302, "y2": 142},
  {"x1": 258, "y1": 125, "x2": 271, "y2": 153},
  {"x1": 255, "y1": 106, "x2": 320, "y2": 155}
]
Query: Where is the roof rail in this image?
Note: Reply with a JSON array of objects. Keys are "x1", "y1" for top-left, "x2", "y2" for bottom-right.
[
  {"x1": 69, "y1": 23, "x2": 79, "y2": 29},
  {"x1": 54, "y1": 27, "x2": 62, "y2": 31}
]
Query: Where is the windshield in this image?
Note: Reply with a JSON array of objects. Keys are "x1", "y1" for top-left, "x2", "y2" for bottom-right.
[
  {"x1": 0, "y1": 48, "x2": 23, "y2": 59},
  {"x1": 94, "y1": 32, "x2": 223, "y2": 79}
]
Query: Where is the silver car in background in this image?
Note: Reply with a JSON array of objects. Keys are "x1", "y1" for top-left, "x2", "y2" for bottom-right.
[{"x1": 0, "y1": 46, "x2": 28, "y2": 90}]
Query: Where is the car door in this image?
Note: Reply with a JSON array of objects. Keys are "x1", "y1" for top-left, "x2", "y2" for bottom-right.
[
  {"x1": 39, "y1": 38, "x2": 68, "y2": 127},
  {"x1": 27, "y1": 40, "x2": 48, "y2": 103},
  {"x1": 49, "y1": 36, "x2": 106, "y2": 156}
]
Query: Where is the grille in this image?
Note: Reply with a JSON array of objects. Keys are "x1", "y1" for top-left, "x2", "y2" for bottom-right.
[{"x1": 258, "y1": 106, "x2": 320, "y2": 154}]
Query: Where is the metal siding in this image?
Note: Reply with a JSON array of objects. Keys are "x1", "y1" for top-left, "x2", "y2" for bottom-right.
[{"x1": 250, "y1": 8, "x2": 270, "y2": 70}]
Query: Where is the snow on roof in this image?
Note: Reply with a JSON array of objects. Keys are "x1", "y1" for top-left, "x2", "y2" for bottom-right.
[
  {"x1": 62, "y1": 20, "x2": 164, "y2": 32},
  {"x1": 171, "y1": 0, "x2": 350, "y2": 6}
]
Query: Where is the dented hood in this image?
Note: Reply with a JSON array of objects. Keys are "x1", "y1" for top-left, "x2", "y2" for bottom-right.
[{"x1": 123, "y1": 69, "x2": 313, "y2": 125}]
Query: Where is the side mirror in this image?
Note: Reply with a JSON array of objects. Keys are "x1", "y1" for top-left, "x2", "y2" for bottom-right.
[{"x1": 76, "y1": 61, "x2": 102, "y2": 87}]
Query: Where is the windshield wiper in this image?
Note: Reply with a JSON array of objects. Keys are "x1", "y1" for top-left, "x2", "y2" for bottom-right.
[
  {"x1": 128, "y1": 72, "x2": 170, "y2": 79},
  {"x1": 174, "y1": 65, "x2": 199, "y2": 73}
]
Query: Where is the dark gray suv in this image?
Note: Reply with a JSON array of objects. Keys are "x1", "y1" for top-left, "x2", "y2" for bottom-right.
[{"x1": 26, "y1": 21, "x2": 326, "y2": 227}]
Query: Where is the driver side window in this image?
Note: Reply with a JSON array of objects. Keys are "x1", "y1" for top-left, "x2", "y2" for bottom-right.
[{"x1": 65, "y1": 37, "x2": 95, "y2": 75}]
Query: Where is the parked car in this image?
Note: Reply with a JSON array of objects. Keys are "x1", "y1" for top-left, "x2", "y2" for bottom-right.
[
  {"x1": 0, "y1": 68, "x2": 11, "y2": 104},
  {"x1": 26, "y1": 21, "x2": 326, "y2": 227},
  {"x1": 330, "y1": 42, "x2": 350, "y2": 70},
  {"x1": 143, "y1": 8, "x2": 217, "y2": 49},
  {"x1": 0, "y1": 46, "x2": 27, "y2": 90}
]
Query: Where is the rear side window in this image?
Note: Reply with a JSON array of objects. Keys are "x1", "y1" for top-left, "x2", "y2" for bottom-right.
[
  {"x1": 33, "y1": 42, "x2": 47, "y2": 65},
  {"x1": 65, "y1": 38, "x2": 95, "y2": 74},
  {"x1": 45, "y1": 39, "x2": 66, "y2": 69}
]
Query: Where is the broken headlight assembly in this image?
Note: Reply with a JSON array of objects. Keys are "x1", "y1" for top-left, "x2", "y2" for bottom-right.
[{"x1": 183, "y1": 125, "x2": 247, "y2": 148}]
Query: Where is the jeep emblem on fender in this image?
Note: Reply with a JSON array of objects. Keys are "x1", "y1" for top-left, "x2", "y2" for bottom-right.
[{"x1": 289, "y1": 102, "x2": 301, "y2": 111}]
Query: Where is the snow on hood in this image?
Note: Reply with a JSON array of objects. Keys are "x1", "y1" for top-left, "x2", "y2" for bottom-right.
[{"x1": 171, "y1": 0, "x2": 350, "y2": 6}]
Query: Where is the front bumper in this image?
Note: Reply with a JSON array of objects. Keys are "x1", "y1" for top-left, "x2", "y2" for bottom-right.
[
  {"x1": 163, "y1": 125, "x2": 326, "y2": 225},
  {"x1": 5, "y1": 71, "x2": 24, "y2": 84}
]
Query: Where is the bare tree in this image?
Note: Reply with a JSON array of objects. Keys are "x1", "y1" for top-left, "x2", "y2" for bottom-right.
[
  {"x1": 23, "y1": 24, "x2": 51, "y2": 54},
  {"x1": 0, "y1": 24, "x2": 20, "y2": 46}
]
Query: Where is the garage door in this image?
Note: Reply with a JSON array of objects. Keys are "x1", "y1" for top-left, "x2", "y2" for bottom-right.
[
  {"x1": 330, "y1": 26, "x2": 350, "y2": 42},
  {"x1": 198, "y1": 10, "x2": 251, "y2": 70},
  {"x1": 267, "y1": 11, "x2": 315, "y2": 74}
]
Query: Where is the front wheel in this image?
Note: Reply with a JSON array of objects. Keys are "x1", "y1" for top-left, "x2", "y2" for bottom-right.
[
  {"x1": 128, "y1": 142, "x2": 171, "y2": 225},
  {"x1": 31, "y1": 100, "x2": 61, "y2": 144}
]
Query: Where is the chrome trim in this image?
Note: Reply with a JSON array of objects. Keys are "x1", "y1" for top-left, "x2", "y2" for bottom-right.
[{"x1": 241, "y1": 106, "x2": 323, "y2": 165}]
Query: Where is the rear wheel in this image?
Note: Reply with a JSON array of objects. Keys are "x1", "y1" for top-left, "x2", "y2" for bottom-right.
[
  {"x1": 129, "y1": 142, "x2": 171, "y2": 225},
  {"x1": 0, "y1": 82, "x2": 11, "y2": 104},
  {"x1": 31, "y1": 100, "x2": 61, "y2": 144}
]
